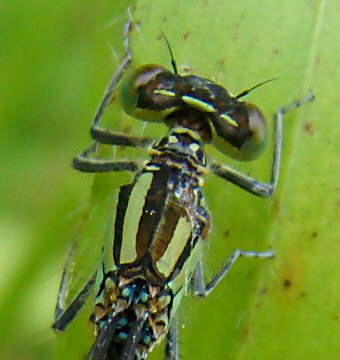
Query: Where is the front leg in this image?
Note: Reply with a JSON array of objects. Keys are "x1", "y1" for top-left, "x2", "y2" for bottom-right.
[
  {"x1": 92, "y1": 17, "x2": 133, "y2": 129},
  {"x1": 90, "y1": 127, "x2": 154, "y2": 148},
  {"x1": 211, "y1": 93, "x2": 315, "y2": 197}
]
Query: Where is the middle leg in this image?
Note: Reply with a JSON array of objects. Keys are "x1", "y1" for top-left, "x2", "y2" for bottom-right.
[
  {"x1": 73, "y1": 142, "x2": 143, "y2": 173},
  {"x1": 192, "y1": 249, "x2": 275, "y2": 298}
]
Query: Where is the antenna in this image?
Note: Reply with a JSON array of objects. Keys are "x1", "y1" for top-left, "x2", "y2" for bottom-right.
[
  {"x1": 235, "y1": 77, "x2": 279, "y2": 100},
  {"x1": 160, "y1": 31, "x2": 178, "y2": 74}
]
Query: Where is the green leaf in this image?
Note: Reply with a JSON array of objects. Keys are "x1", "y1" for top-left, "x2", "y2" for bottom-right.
[
  {"x1": 130, "y1": 1, "x2": 340, "y2": 359},
  {"x1": 1, "y1": 1, "x2": 339, "y2": 359}
]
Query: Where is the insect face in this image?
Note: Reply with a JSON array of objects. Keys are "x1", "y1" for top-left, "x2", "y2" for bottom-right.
[{"x1": 120, "y1": 64, "x2": 267, "y2": 161}]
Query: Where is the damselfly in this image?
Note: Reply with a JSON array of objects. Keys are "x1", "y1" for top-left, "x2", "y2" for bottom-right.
[{"x1": 53, "y1": 17, "x2": 314, "y2": 360}]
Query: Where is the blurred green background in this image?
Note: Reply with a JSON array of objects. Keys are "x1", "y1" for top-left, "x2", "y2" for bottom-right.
[
  {"x1": 1, "y1": 1, "x2": 340, "y2": 359},
  {"x1": 0, "y1": 1, "x2": 133, "y2": 358}
]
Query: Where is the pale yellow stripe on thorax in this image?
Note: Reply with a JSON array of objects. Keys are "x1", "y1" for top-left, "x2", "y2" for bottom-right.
[
  {"x1": 120, "y1": 172, "x2": 153, "y2": 264},
  {"x1": 155, "y1": 215, "x2": 193, "y2": 278},
  {"x1": 169, "y1": 238, "x2": 204, "y2": 315},
  {"x1": 169, "y1": 238, "x2": 204, "y2": 295}
]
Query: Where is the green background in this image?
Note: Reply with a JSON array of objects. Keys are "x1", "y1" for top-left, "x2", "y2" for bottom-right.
[{"x1": 1, "y1": 1, "x2": 339, "y2": 359}]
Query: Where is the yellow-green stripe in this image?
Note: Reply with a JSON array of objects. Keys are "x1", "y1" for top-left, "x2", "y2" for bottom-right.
[
  {"x1": 156, "y1": 215, "x2": 192, "y2": 277},
  {"x1": 120, "y1": 173, "x2": 153, "y2": 264}
]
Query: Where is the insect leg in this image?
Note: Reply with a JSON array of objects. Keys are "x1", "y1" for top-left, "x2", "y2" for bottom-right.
[
  {"x1": 92, "y1": 16, "x2": 133, "y2": 130},
  {"x1": 211, "y1": 93, "x2": 315, "y2": 197},
  {"x1": 74, "y1": 13, "x2": 153, "y2": 174},
  {"x1": 73, "y1": 142, "x2": 142, "y2": 173},
  {"x1": 90, "y1": 127, "x2": 154, "y2": 148},
  {"x1": 88, "y1": 13, "x2": 155, "y2": 150},
  {"x1": 192, "y1": 249, "x2": 275, "y2": 298},
  {"x1": 53, "y1": 271, "x2": 96, "y2": 331},
  {"x1": 166, "y1": 314, "x2": 179, "y2": 360}
]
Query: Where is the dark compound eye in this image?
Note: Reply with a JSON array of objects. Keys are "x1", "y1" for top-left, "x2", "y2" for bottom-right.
[
  {"x1": 120, "y1": 64, "x2": 179, "y2": 122},
  {"x1": 211, "y1": 102, "x2": 267, "y2": 161}
]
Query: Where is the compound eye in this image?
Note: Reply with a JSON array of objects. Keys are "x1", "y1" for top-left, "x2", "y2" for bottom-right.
[
  {"x1": 120, "y1": 64, "x2": 176, "y2": 122},
  {"x1": 212, "y1": 103, "x2": 267, "y2": 161}
]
